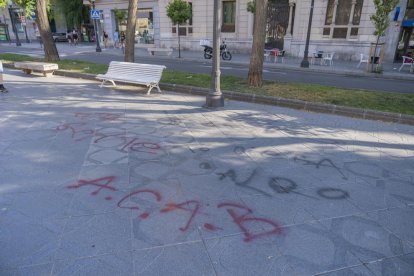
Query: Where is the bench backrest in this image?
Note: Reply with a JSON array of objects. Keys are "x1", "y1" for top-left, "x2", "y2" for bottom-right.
[{"x1": 107, "y1": 61, "x2": 166, "y2": 82}]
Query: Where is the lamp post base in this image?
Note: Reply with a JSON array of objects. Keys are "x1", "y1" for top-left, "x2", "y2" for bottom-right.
[
  {"x1": 205, "y1": 93, "x2": 224, "y2": 108},
  {"x1": 300, "y1": 58, "x2": 309, "y2": 68},
  {"x1": 96, "y1": 47, "x2": 102, "y2": 52}
]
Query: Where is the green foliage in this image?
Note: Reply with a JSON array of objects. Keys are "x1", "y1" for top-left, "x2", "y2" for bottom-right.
[
  {"x1": 60, "y1": 0, "x2": 84, "y2": 29},
  {"x1": 370, "y1": 0, "x2": 399, "y2": 37},
  {"x1": 113, "y1": 8, "x2": 127, "y2": 24},
  {"x1": 0, "y1": 0, "x2": 36, "y2": 18},
  {"x1": 247, "y1": 0, "x2": 255, "y2": 13},
  {"x1": 166, "y1": 0, "x2": 191, "y2": 25}
]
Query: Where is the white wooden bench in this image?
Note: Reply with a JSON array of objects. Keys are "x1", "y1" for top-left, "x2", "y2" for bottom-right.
[
  {"x1": 96, "y1": 61, "x2": 166, "y2": 95},
  {"x1": 14, "y1": 61, "x2": 58, "y2": 77},
  {"x1": 147, "y1": 47, "x2": 173, "y2": 56}
]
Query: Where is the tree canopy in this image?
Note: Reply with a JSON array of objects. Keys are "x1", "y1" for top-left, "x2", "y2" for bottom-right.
[
  {"x1": 370, "y1": 0, "x2": 399, "y2": 37},
  {"x1": 166, "y1": 0, "x2": 191, "y2": 25}
]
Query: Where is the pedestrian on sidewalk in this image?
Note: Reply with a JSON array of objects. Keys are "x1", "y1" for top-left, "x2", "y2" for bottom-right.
[
  {"x1": 0, "y1": 61, "x2": 8, "y2": 93},
  {"x1": 72, "y1": 29, "x2": 79, "y2": 46},
  {"x1": 103, "y1": 31, "x2": 109, "y2": 48},
  {"x1": 113, "y1": 29, "x2": 119, "y2": 48}
]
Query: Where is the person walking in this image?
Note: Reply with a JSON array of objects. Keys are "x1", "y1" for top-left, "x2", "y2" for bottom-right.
[
  {"x1": 0, "y1": 61, "x2": 8, "y2": 93},
  {"x1": 120, "y1": 31, "x2": 126, "y2": 53},
  {"x1": 103, "y1": 31, "x2": 109, "y2": 48},
  {"x1": 72, "y1": 29, "x2": 79, "y2": 46},
  {"x1": 113, "y1": 30, "x2": 119, "y2": 48}
]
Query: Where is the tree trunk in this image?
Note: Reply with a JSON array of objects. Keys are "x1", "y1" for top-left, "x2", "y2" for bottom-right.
[
  {"x1": 178, "y1": 24, "x2": 181, "y2": 58},
  {"x1": 371, "y1": 35, "x2": 380, "y2": 72},
  {"x1": 125, "y1": 0, "x2": 138, "y2": 62},
  {"x1": 35, "y1": 0, "x2": 59, "y2": 62},
  {"x1": 247, "y1": 0, "x2": 268, "y2": 87}
]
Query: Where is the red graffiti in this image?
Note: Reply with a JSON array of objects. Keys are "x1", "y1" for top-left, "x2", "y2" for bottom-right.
[
  {"x1": 66, "y1": 177, "x2": 283, "y2": 243},
  {"x1": 67, "y1": 176, "x2": 118, "y2": 198},
  {"x1": 93, "y1": 132, "x2": 126, "y2": 144},
  {"x1": 120, "y1": 138, "x2": 161, "y2": 154},
  {"x1": 117, "y1": 189, "x2": 162, "y2": 218},
  {"x1": 218, "y1": 202, "x2": 282, "y2": 242},
  {"x1": 204, "y1": 223, "x2": 222, "y2": 231},
  {"x1": 56, "y1": 123, "x2": 94, "y2": 141},
  {"x1": 160, "y1": 201, "x2": 201, "y2": 232}
]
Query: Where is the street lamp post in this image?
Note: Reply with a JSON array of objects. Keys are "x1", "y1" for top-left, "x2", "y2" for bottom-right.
[
  {"x1": 8, "y1": 0, "x2": 21, "y2": 46},
  {"x1": 91, "y1": 0, "x2": 102, "y2": 52},
  {"x1": 300, "y1": 0, "x2": 315, "y2": 68},
  {"x1": 205, "y1": 0, "x2": 224, "y2": 108}
]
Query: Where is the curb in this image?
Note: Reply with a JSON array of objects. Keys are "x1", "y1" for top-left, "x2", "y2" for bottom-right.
[{"x1": 4, "y1": 63, "x2": 414, "y2": 126}]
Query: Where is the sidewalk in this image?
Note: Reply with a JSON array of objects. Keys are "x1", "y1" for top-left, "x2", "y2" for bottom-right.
[
  {"x1": 0, "y1": 69, "x2": 413, "y2": 275},
  {"x1": 2, "y1": 42, "x2": 414, "y2": 80}
]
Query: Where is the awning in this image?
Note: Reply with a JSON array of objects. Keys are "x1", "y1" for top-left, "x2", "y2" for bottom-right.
[{"x1": 402, "y1": 20, "x2": 414, "y2": 27}]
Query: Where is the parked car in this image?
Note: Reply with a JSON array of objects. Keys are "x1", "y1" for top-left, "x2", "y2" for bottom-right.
[{"x1": 52, "y1": 33, "x2": 68, "y2": 42}]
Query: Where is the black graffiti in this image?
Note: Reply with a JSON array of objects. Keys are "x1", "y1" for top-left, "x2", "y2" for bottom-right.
[
  {"x1": 217, "y1": 169, "x2": 272, "y2": 197},
  {"x1": 294, "y1": 157, "x2": 348, "y2": 180},
  {"x1": 317, "y1": 188, "x2": 349, "y2": 200},
  {"x1": 268, "y1": 177, "x2": 319, "y2": 200},
  {"x1": 199, "y1": 162, "x2": 213, "y2": 170}
]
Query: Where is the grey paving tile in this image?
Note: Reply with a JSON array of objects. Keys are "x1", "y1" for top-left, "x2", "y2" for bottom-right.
[
  {"x1": 365, "y1": 253, "x2": 414, "y2": 276},
  {"x1": 52, "y1": 251, "x2": 133, "y2": 276},
  {"x1": 133, "y1": 241, "x2": 215, "y2": 276},
  {"x1": 0, "y1": 210, "x2": 65, "y2": 269},
  {"x1": 240, "y1": 194, "x2": 315, "y2": 227},
  {"x1": 205, "y1": 234, "x2": 296, "y2": 276},
  {"x1": 56, "y1": 211, "x2": 132, "y2": 260},
  {"x1": 270, "y1": 222, "x2": 363, "y2": 275},
  {"x1": 7, "y1": 189, "x2": 73, "y2": 220},
  {"x1": 316, "y1": 265, "x2": 375, "y2": 276},
  {"x1": 319, "y1": 213, "x2": 414, "y2": 263},
  {"x1": 367, "y1": 206, "x2": 414, "y2": 246},
  {"x1": 0, "y1": 263, "x2": 53, "y2": 276}
]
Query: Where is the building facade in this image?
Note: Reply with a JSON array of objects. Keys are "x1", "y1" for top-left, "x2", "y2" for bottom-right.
[{"x1": 1, "y1": 0, "x2": 413, "y2": 62}]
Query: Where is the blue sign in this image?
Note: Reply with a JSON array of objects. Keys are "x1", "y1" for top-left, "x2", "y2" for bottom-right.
[
  {"x1": 91, "y1": 9, "x2": 100, "y2": 19},
  {"x1": 402, "y1": 20, "x2": 414, "y2": 27}
]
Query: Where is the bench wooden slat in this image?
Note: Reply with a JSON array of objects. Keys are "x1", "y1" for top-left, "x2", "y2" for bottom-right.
[{"x1": 96, "y1": 61, "x2": 166, "y2": 95}]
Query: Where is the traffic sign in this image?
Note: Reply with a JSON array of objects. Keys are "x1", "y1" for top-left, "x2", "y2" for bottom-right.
[{"x1": 91, "y1": 9, "x2": 100, "y2": 19}]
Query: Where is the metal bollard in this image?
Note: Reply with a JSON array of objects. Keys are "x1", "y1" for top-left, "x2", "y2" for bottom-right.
[{"x1": 0, "y1": 61, "x2": 8, "y2": 93}]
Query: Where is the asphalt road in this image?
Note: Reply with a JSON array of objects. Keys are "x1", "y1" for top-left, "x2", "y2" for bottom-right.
[{"x1": 2, "y1": 46, "x2": 413, "y2": 94}]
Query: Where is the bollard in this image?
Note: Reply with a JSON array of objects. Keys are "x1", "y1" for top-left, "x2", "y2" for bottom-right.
[{"x1": 0, "y1": 61, "x2": 8, "y2": 93}]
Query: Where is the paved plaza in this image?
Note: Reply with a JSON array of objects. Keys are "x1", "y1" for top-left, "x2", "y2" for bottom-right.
[{"x1": 0, "y1": 69, "x2": 414, "y2": 275}]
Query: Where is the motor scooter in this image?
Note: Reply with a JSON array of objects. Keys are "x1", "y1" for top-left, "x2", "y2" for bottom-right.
[{"x1": 202, "y1": 41, "x2": 232, "y2": 61}]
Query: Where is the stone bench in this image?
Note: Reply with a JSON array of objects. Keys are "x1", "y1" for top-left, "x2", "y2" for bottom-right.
[
  {"x1": 147, "y1": 47, "x2": 173, "y2": 56},
  {"x1": 14, "y1": 62, "x2": 59, "y2": 77}
]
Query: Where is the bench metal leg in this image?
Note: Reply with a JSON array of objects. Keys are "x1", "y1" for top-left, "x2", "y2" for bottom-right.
[
  {"x1": 147, "y1": 83, "x2": 162, "y2": 95},
  {"x1": 100, "y1": 79, "x2": 116, "y2": 88}
]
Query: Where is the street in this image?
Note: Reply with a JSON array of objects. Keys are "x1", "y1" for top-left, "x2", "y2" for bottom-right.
[{"x1": 1, "y1": 44, "x2": 414, "y2": 94}]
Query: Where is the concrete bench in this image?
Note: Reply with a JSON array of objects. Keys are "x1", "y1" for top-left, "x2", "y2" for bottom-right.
[
  {"x1": 147, "y1": 47, "x2": 173, "y2": 56},
  {"x1": 14, "y1": 62, "x2": 59, "y2": 77},
  {"x1": 96, "y1": 61, "x2": 166, "y2": 95}
]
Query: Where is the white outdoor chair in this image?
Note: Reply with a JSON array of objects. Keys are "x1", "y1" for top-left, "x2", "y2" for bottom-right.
[
  {"x1": 357, "y1": 54, "x2": 368, "y2": 68},
  {"x1": 398, "y1": 56, "x2": 413, "y2": 72},
  {"x1": 264, "y1": 49, "x2": 271, "y2": 61},
  {"x1": 322, "y1": 52, "x2": 335, "y2": 66}
]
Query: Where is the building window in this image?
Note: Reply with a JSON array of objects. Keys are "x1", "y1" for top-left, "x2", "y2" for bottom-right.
[
  {"x1": 222, "y1": 0, "x2": 236, "y2": 32},
  {"x1": 323, "y1": 0, "x2": 364, "y2": 39}
]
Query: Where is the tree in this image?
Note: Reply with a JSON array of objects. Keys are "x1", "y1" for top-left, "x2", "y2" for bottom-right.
[
  {"x1": 370, "y1": 0, "x2": 399, "y2": 72},
  {"x1": 166, "y1": 0, "x2": 191, "y2": 58},
  {"x1": 60, "y1": 0, "x2": 85, "y2": 30},
  {"x1": 36, "y1": 0, "x2": 59, "y2": 61},
  {"x1": 247, "y1": 0, "x2": 267, "y2": 87},
  {"x1": 124, "y1": 0, "x2": 138, "y2": 62}
]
